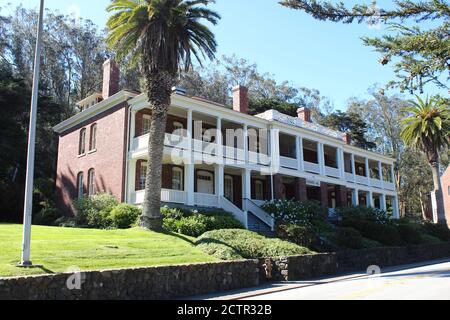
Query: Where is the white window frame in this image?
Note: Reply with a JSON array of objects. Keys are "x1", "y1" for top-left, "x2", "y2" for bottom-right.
[
  {"x1": 89, "y1": 124, "x2": 97, "y2": 151},
  {"x1": 139, "y1": 162, "x2": 147, "y2": 190},
  {"x1": 77, "y1": 172, "x2": 84, "y2": 199},
  {"x1": 88, "y1": 169, "x2": 95, "y2": 196},
  {"x1": 142, "y1": 115, "x2": 151, "y2": 135},
  {"x1": 79, "y1": 128, "x2": 86, "y2": 155},
  {"x1": 172, "y1": 167, "x2": 183, "y2": 191}
]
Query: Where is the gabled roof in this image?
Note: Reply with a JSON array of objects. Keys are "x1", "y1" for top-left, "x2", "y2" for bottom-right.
[{"x1": 53, "y1": 90, "x2": 137, "y2": 134}]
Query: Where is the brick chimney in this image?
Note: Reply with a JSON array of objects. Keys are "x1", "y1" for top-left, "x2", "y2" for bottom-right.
[
  {"x1": 102, "y1": 59, "x2": 120, "y2": 99},
  {"x1": 297, "y1": 107, "x2": 311, "y2": 122},
  {"x1": 232, "y1": 85, "x2": 248, "y2": 114},
  {"x1": 343, "y1": 133, "x2": 351, "y2": 145}
]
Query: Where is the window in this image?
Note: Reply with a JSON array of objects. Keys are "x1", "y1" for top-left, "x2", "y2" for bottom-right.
[
  {"x1": 224, "y1": 176, "x2": 234, "y2": 202},
  {"x1": 255, "y1": 180, "x2": 264, "y2": 200},
  {"x1": 77, "y1": 172, "x2": 84, "y2": 199},
  {"x1": 88, "y1": 169, "x2": 95, "y2": 196},
  {"x1": 172, "y1": 167, "x2": 183, "y2": 191},
  {"x1": 142, "y1": 115, "x2": 151, "y2": 135},
  {"x1": 79, "y1": 128, "x2": 86, "y2": 155},
  {"x1": 139, "y1": 162, "x2": 147, "y2": 190},
  {"x1": 89, "y1": 124, "x2": 97, "y2": 151}
]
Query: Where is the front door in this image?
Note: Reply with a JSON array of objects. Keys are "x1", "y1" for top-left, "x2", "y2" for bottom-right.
[{"x1": 197, "y1": 171, "x2": 214, "y2": 194}]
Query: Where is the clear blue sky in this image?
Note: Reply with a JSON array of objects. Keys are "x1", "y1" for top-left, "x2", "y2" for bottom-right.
[{"x1": 1, "y1": 0, "x2": 445, "y2": 109}]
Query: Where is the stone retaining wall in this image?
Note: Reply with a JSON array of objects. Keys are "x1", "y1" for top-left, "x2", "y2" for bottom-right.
[
  {"x1": 0, "y1": 260, "x2": 259, "y2": 300},
  {"x1": 264, "y1": 243, "x2": 450, "y2": 281},
  {"x1": 1, "y1": 243, "x2": 449, "y2": 299}
]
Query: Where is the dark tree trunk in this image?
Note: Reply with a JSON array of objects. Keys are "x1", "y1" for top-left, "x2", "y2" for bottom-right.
[{"x1": 140, "y1": 71, "x2": 174, "y2": 231}]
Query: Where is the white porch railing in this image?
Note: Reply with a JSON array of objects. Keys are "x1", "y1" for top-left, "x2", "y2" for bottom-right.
[
  {"x1": 194, "y1": 193, "x2": 219, "y2": 207},
  {"x1": 280, "y1": 156, "x2": 298, "y2": 169},
  {"x1": 220, "y1": 196, "x2": 247, "y2": 227},
  {"x1": 383, "y1": 181, "x2": 396, "y2": 191},
  {"x1": 355, "y1": 174, "x2": 369, "y2": 185},
  {"x1": 132, "y1": 189, "x2": 186, "y2": 205},
  {"x1": 248, "y1": 152, "x2": 270, "y2": 165},
  {"x1": 132, "y1": 133, "x2": 190, "y2": 151},
  {"x1": 251, "y1": 199, "x2": 267, "y2": 207},
  {"x1": 325, "y1": 166, "x2": 340, "y2": 178},
  {"x1": 304, "y1": 161, "x2": 320, "y2": 174},
  {"x1": 245, "y1": 199, "x2": 275, "y2": 231},
  {"x1": 223, "y1": 146, "x2": 245, "y2": 162},
  {"x1": 161, "y1": 189, "x2": 186, "y2": 204},
  {"x1": 345, "y1": 172, "x2": 354, "y2": 182},
  {"x1": 370, "y1": 178, "x2": 383, "y2": 189}
]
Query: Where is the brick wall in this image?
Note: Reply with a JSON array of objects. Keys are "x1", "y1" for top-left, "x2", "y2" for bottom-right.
[{"x1": 55, "y1": 102, "x2": 129, "y2": 216}]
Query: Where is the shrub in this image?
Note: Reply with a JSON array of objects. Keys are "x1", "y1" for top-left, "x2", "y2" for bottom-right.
[
  {"x1": 422, "y1": 222, "x2": 450, "y2": 241},
  {"x1": 195, "y1": 229, "x2": 313, "y2": 260},
  {"x1": 332, "y1": 227, "x2": 363, "y2": 249},
  {"x1": 262, "y1": 199, "x2": 323, "y2": 227},
  {"x1": 421, "y1": 234, "x2": 444, "y2": 245},
  {"x1": 33, "y1": 201, "x2": 60, "y2": 226},
  {"x1": 109, "y1": 204, "x2": 141, "y2": 229},
  {"x1": 162, "y1": 209, "x2": 243, "y2": 237},
  {"x1": 275, "y1": 224, "x2": 318, "y2": 249},
  {"x1": 395, "y1": 223, "x2": 424, "y2": 245},
  {"x1": 364, "y1": 223, "x2": 403, "y2": 246},
  {"x1": 337, "y1": 206, "x2": 392, "y2": 226},
  {"x1": 360, "y1": 237, "x2": 383, "y2": 249},
  {"x1": 160, "y1": 206, "x2": 188, "y2": 219},
  {"x1": 165, "y1": 215, "x2": 209, "y2": 237},
  {"x1": 72, "y1": 193, "x2": 118, "y2": 228}
]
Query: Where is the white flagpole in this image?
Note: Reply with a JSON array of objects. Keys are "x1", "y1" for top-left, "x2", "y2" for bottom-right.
[{"x1": 20, "y1": 0, "x2": 45, "y2": 267}]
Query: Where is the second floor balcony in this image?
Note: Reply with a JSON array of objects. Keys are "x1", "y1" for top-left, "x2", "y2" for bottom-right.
[{"x1": 129, "y1": 105, "x2": 396, "y2": 192}]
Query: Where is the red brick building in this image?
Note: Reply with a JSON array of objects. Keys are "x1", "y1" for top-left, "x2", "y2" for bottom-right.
[{"x1": 54, "y1": 60, "x2": 399, "y2": 231}]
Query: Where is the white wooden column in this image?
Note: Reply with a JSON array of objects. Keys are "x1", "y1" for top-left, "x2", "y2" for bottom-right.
[
  {"x1": 127, "y1": 158, "x2": 137, "y2": 204},
  {"x1": 393, "y1": 196, "x2": 400, "y2": 219},
  {"x1": 242, "y1": 168, "x2": 251, "y2": 211},
  {"x1": 185, "y1": 163, "x2": 195, "y2": 206},
  {"x1": 318, "y1": 142, "x2": 325, "y2": 176},
  {"x1": 367, "y1": 191, "x2": 374, "y2": 208},
  {"x1": 352, "y1": 153, "x2": 356, "y2": 183},
  {"x1": 215, "y1": 164, "x2": 224, "y2": 206},
  {"x1": 338, "y1": 148, "x2": 345, "y2": 179},
  {"x1": 390, "y1": 164, "x2": 396, "y2": 190},
  {"x1": 296, "y1": 136, "x2": 304, "y2": 171},
  {"x1": 378, "y1": 161, "x2": 383, "y2": 181},
  {"x1": 353, "y1": 189, "x2": 359, "y2": 206},
  {"x1": 268, "y1": 128, "x2": 280, "y2": 175},
  {"x1": 130, "y1": 110, "x2": 136, "y2": 141},
  {"x1": 380, "y1": 193, "x2": 387, "y2": 211},
  {"x1": 365, "y1": 158, "x2": 371, "y2": 186},
  {"x1": 216, "y1": 117, "x2": 223, "y2": 160},
  {"x1": 243, "y1": 124, "x2": 249, "y2": 164}
]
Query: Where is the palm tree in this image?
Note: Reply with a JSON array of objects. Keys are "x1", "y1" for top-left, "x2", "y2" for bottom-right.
[
  {"x1": 106, "y1": 0, "x2": 219, "y2": 230},
  {"x1": 401, "y1": 95, "x2": 450, "y2": 225}
]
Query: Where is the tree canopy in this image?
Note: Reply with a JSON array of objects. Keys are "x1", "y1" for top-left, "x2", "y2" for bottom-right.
[{"x1": 280, "y1": 0, "x2": 450, "y2": 93}]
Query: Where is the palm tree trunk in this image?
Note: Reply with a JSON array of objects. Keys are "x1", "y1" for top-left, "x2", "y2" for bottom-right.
[
  {"x1": 430, "y1": 161, "x2": 447, "y2": 225},
  {"x1": 140, "y1": 71, "x2": 174, "y2": 231}
]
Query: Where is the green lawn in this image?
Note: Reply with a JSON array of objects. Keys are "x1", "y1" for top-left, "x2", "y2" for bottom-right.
[{"x1": 0, "y1": 224, "x2": 217, "y2": 278}]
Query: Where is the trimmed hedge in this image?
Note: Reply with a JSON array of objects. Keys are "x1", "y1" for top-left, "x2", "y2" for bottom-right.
[{"x1": 195, "y1": 229, "x2": 314, "y2": 260}]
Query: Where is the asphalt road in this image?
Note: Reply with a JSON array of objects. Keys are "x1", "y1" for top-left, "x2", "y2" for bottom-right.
[{"x1": 198, "y1": 260, "x2": 450, "y2": 300}]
